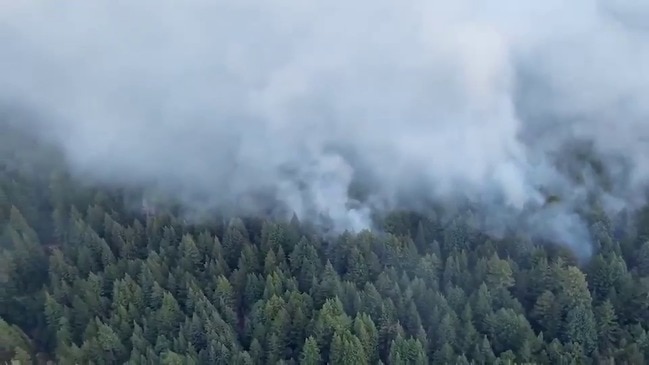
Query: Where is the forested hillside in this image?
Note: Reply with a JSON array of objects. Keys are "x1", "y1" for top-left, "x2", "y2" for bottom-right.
[{"x1": 2, "y1": 133, "x2": 649, "y2": 365}]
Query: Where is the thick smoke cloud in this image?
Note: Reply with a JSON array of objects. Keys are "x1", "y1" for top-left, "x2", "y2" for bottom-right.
[{"x1": 2, "y1": 0, "x2": 649, "y2": 258}]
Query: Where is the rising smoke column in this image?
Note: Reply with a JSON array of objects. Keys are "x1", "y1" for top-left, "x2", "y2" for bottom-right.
[{"x1": 1, "y1": 0, "x2": 649, "y2": 258}]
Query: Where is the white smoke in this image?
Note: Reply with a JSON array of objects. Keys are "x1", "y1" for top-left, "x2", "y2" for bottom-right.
[{"x1": 2, "y1": 0, "x2": 649, "y2": 258}]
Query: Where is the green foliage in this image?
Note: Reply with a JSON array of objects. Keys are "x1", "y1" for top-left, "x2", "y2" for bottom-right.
[
  {"x1": 1, "y1": 151, "x2": 649, "y2": 364},
  {"x1": 0, "y1": 318, "x2": 32, "y2": 362}
]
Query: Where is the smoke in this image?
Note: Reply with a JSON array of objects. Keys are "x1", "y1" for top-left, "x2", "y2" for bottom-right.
[{"x1": 1, "y1": 0, "x2": 649, "y2": 258}]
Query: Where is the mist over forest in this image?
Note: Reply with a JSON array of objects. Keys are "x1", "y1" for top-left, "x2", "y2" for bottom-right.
[{"x1": 2, "y1": 0, "x2": 649, "y2": 257}]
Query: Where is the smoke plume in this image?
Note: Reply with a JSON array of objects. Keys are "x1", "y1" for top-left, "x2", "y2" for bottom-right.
[{"x1": 2, "y1": 0, "x2": 649, "y2": 258}]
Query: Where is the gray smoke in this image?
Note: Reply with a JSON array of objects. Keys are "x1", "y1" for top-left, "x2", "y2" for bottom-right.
[{"x1": 2, "y1": 0, "x2": 649, "y2": 259}]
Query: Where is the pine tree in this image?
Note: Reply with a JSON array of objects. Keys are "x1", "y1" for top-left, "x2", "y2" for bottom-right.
[
  {"x1": 329, "y1": 329, "x2": 367, "y2": 365},
  {"x1": 301, "y1": 336, "x2": 322, "y2": 365}
]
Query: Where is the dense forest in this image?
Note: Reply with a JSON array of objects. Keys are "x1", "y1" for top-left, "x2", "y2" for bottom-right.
[{"x1": 3, "y1": 129, "x2": 649, "y2": 364}]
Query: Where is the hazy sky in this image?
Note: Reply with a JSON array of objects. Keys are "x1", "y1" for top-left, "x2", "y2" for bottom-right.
[{"x1": 1, "y1": 0, "x2": 649, "y2": 258}]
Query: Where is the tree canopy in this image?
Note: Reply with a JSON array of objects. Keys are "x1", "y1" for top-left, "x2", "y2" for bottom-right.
[{"x1": 1, "y1": 132, "x2": 649, "y2": 364}]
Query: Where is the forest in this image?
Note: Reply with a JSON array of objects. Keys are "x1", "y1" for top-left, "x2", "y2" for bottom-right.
[{"x1": 2, "y1": 128, "x2": 649, "y2": 365}]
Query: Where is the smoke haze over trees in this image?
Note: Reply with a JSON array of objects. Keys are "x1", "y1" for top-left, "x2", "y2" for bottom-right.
[
  {"x1": 3, "y1": 2, "x2": 649, "y2": 363},
  {"x1": 2, "y1": 0, "x2": 649, "y2": 257}
]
